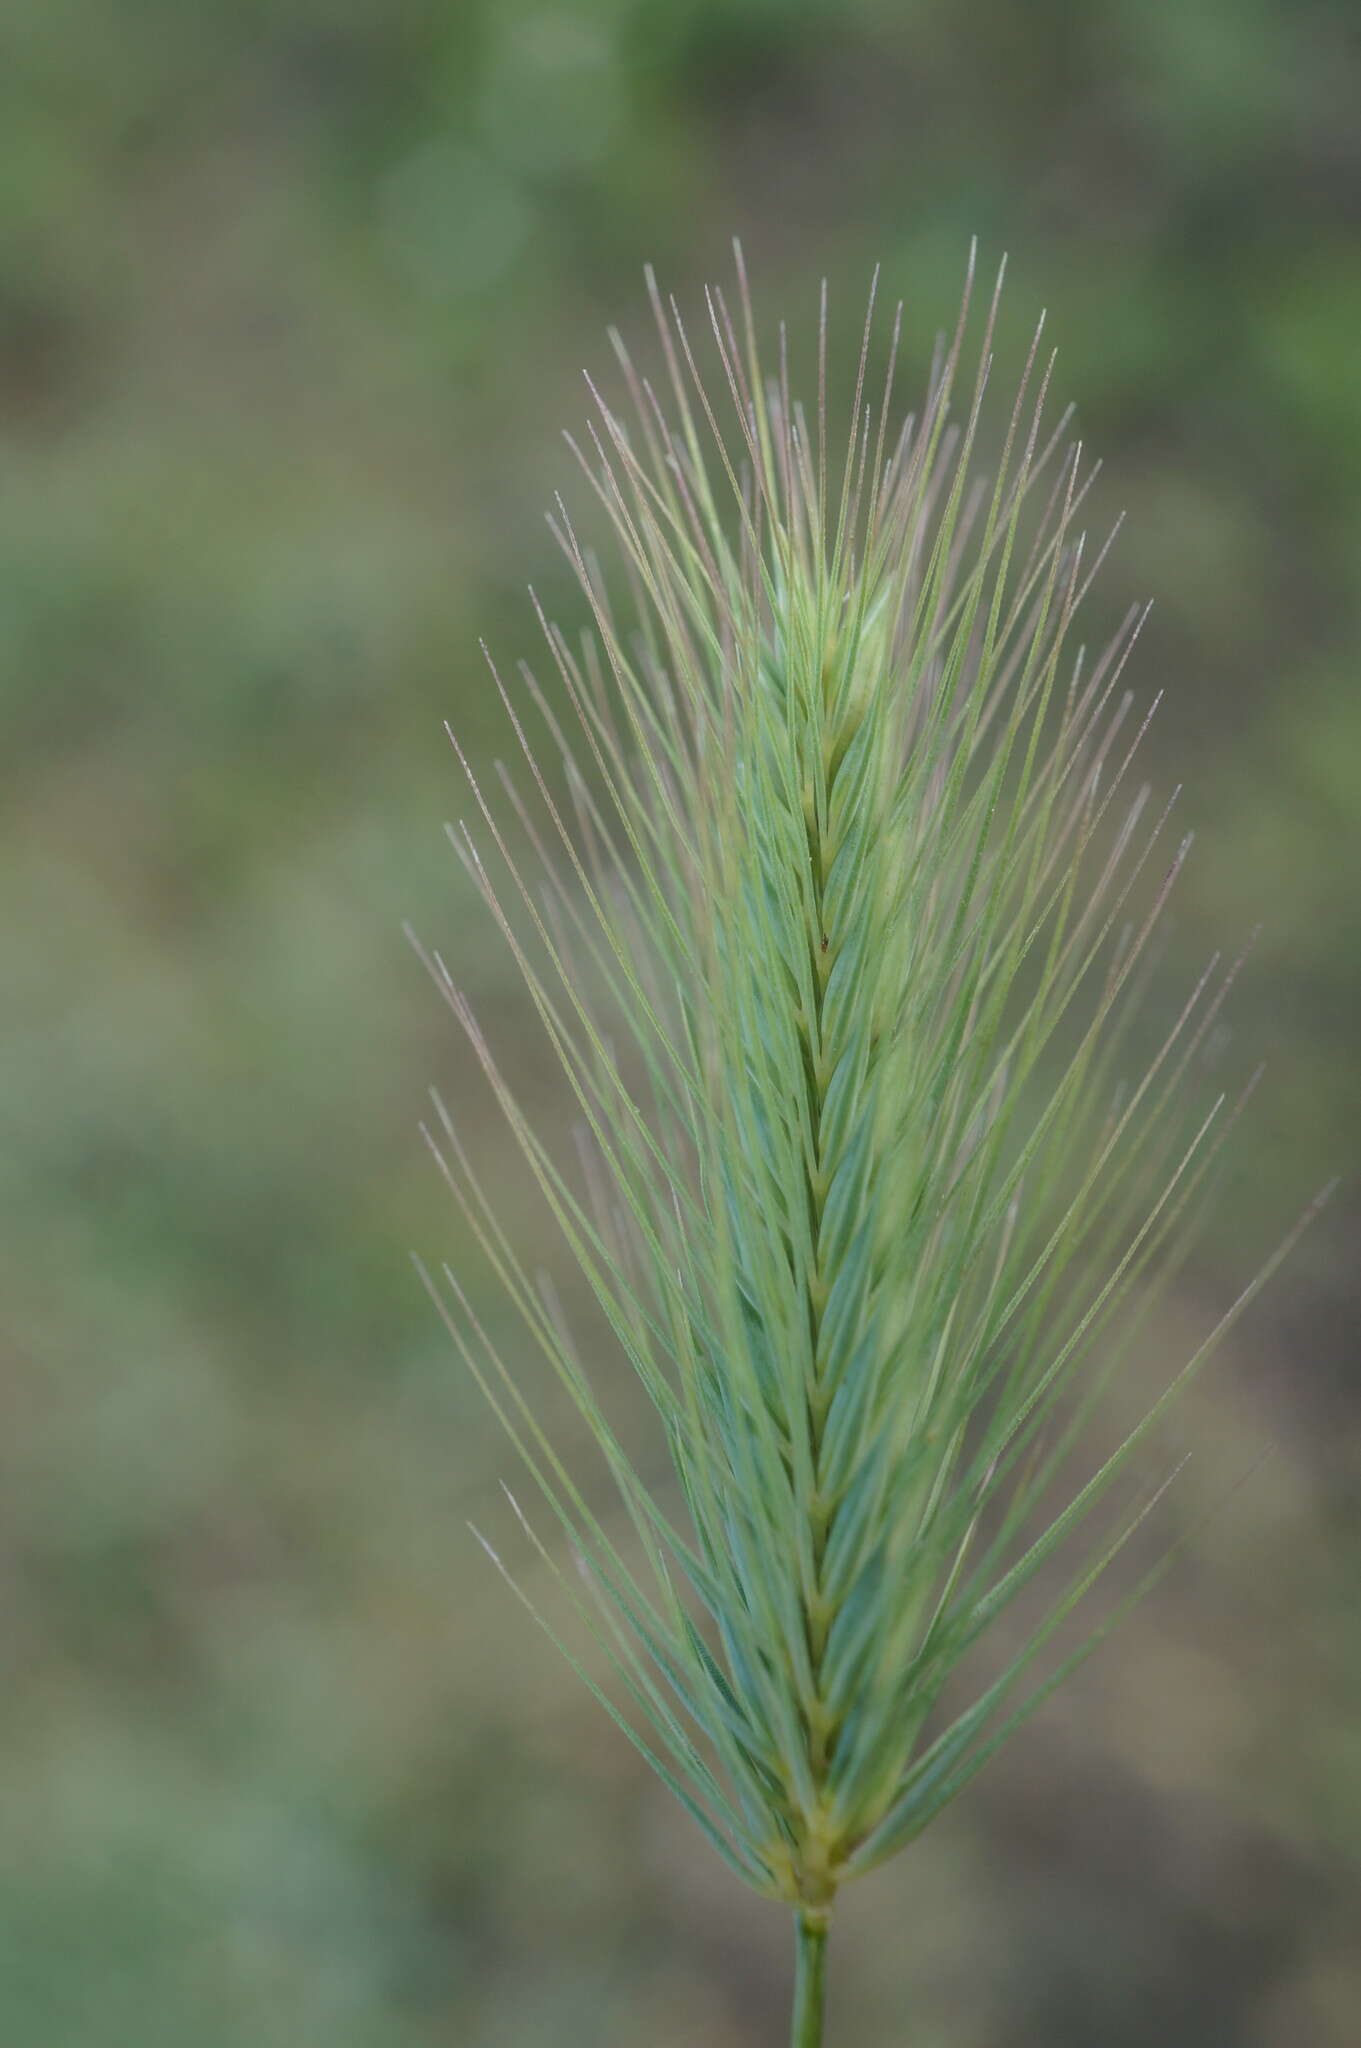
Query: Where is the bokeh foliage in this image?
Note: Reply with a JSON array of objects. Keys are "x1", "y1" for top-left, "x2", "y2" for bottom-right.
[{"x1": 2, "y1": 3, "x2": 1357, "y2": 2042}]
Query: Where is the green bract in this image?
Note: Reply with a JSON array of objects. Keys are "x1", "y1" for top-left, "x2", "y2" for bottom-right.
[{"x1": 412, "y1": 246, "x2": 1324, "y2": 2043}]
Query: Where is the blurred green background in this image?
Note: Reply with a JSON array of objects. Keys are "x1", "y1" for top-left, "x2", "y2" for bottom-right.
[{"x1": 3, "y1": 2, "x2": 1358, "y2": 2042}]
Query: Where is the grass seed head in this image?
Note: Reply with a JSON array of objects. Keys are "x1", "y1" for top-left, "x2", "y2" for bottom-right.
[{"x1": 418, "y1": 244, "x2": 1321, "y2": 1917}]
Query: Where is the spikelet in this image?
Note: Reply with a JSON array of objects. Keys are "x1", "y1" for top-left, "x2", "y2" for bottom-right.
[{"x1": 411, "y1": 246, "x2": 1326, "y2": 2022}]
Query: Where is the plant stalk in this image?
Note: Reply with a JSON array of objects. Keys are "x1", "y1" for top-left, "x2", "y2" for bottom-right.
[{"x1": 791, "y1": 1910, "x2": 829, "y2": 2047}]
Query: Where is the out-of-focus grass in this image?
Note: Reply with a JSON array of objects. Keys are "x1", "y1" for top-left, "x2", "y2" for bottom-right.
[{"x1": 2, "y1": 4, "x2": 1357, "y2": 2042}]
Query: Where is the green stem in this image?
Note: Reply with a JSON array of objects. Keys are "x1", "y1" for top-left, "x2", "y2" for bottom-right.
[{"x1": 791, "y1": 1910, "x2": 829, "y2": 2047}]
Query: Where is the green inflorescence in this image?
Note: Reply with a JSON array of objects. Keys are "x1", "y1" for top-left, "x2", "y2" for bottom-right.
[{"x1": 413, "y1": 244, "x2": 1327, "y2": 2043}]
